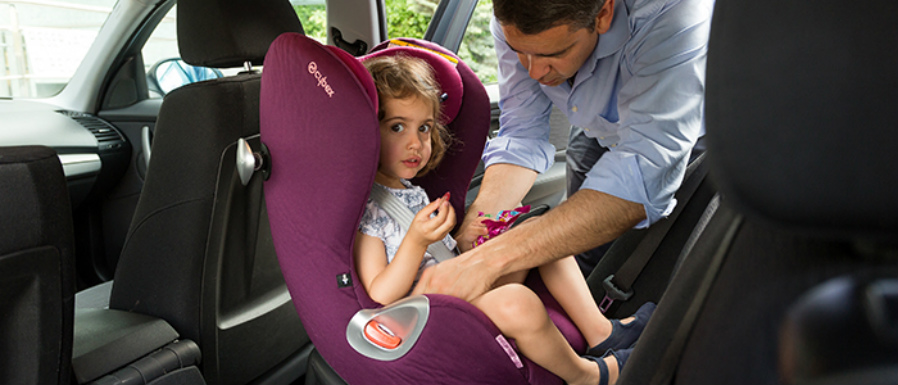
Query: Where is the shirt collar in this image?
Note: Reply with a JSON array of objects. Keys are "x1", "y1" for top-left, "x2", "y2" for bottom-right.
[{"x1": 593, "y1": 0, "x2": 630, "y2": 61}]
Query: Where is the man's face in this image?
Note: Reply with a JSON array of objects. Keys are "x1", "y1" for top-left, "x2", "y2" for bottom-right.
[{"x1": 501, "y1": 23, "x2": 599, "y2": 87}]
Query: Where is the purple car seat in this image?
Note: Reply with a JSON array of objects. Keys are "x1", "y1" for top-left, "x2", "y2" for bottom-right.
[{"x1": 260, "y1": 33, "x2": 586, "y2": 384}]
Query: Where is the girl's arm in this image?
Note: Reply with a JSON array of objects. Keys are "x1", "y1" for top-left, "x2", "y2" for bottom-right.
[
  {"x1": 353, "y1": 196, "x2": 456, "y2": 304},
  {"x1": 354, "y1": 231, "x2": 426, "y2": 304}
]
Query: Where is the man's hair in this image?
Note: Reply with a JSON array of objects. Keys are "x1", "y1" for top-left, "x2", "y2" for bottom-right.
[
  {"x1": 363, "y1": 54, "x2": 450, "y2": 176},
  {"x1": 493, "y1": 0, "x2": 606, "y2": 35}
]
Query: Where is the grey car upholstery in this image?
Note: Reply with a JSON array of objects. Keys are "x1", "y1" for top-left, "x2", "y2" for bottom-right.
[{"x1": 0, "y1": 146, "x2": 75, "y2": 385}]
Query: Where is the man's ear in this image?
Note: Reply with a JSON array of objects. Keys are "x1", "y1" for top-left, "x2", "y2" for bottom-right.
[{"x1": 595, "y1": 0, "x2": 615, "y2": 34}]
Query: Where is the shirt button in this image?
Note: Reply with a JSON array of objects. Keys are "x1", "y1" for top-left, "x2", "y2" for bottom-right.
[
  {"x1": 584, "y1": 128, "x2": 590, "y2": 132},
  {"x1": 599, "y1": 136, "x2": 605, "y2": 140},
  {"x1": 571, "y1": 105, "x2": 578, "y2": 113},
  {"x1": 611, "y1": 144, "x2": 618, "y2": 148}
]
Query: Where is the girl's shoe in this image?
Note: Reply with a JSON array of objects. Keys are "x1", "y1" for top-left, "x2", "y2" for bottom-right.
[
  {"x1": 587, "y1": 301, "x2": 656, "y2": 355},
  {"x1": 585, "y1": 347, "x2": 633, "y2": 385}
]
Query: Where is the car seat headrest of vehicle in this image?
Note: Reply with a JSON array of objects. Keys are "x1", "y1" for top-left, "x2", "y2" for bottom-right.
[
  {"x1": 705, "y1": 0, "x2": 898, "y2": 239},
  {"x1": 362, "y1": 39, "x2": 464, "y2": 126},
  {"x1": 177, "y1": 0, "x2": 304, "y2": 68}
]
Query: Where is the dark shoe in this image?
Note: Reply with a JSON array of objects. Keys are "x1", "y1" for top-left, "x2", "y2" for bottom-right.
[
  {"x1": 584, "y1": 347, "x2": 633, "y2": 385},
  {"x1": 587, "y1": 302, "x2": 656, "y2": 355}
]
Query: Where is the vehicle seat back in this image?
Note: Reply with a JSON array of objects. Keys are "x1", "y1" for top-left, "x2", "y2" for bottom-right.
[
  {"x1": 0, "y1": 146, "x2": 75, "y2": 385},
  {"x1": 107, "y1": 1, "x2": 309, "y2": 384},
  {"x1": 262, "y1": 34, "x2": 583, "y2": 384},
  {"x1": 617, "y1": 1, "x2": 898, "y2": 384}
]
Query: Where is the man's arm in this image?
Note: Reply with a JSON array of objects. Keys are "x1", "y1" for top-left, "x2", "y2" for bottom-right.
[
  {"x1": 420, "y1": 187, "x2": 645, "y2": 301},
  {"x1": 455, "y1": 163, "x2": 538, "y2": 251}
]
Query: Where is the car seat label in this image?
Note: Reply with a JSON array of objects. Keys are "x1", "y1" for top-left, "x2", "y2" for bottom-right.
[
  {"x1": 308, "y1": 61, "x2": 335, "y2": 98},
  {"x1": 337, "y1": 273, "x2": 352, "y2": 288},
  {"x1": 495, "y1": 334, "x2": 523, "y2": 369}
]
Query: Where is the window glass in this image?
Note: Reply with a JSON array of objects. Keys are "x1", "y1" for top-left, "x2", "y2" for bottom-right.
[
  {"x1": 0, "y1": 0, "x2": 116, "y2": 98},
  {"x1": 383, "y1": 0, "x2": 495, "y2": 84},
  {"x1": 458, "y1": 0, "x2": 496, "y2": 84},
  {"x1": 385, "y1": 0, "x2": 433, "y2": 39},
  {"x1": 293, "y1": 0, "x2": 327, "y2": 43},
  {"x1": 142, "y1": 4, "x2": 178, "y2": 99}
]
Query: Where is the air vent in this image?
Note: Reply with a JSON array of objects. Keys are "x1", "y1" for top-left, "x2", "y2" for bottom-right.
[{"x1": 57, "y1": 110, "x2": 127, "y2": 151}]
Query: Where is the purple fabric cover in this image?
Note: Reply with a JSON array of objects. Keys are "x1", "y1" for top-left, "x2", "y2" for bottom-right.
[{"x1": 262, "y1": 33, "x2": 583, "y2": 384}]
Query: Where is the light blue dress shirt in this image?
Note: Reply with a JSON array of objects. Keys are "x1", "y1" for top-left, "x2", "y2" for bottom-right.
[{"x1": 483, "y1": 0, "x2": 714, "y2": 228}]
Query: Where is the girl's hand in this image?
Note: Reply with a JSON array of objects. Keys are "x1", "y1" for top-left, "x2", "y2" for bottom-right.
[{"x1": 407, "y1": 192, "x2": 456, "y2": 247}]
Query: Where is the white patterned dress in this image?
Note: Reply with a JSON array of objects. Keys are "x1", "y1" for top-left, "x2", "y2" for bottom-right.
[{"x1": 358, "y1": 180, "x2": 457, "y2": 286}]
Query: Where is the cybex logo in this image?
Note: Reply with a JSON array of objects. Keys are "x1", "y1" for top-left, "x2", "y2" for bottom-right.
[{"x1": 307, "y1": 61, "x2": 335, "y2": 98}]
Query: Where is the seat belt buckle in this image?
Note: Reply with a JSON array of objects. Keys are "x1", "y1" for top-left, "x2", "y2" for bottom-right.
[
  {"x1": 599, "y1": 295, "x2": 615, "y2": 313},
  {"x1": 600, "y1": 274, "x2": 634, "y2": 313}
]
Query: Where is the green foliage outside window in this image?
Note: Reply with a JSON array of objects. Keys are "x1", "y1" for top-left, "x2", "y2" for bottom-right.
[
  {"x1": 457, "y1": 0, "x2": 496, "y2": 84},
  {"x1": 385, "y1": 0, "x2": 497, "y2": 84},
  {"x1": 386, "y1": 0, "x2": 435, "y2": 39},
  {"x1": 293, "y1": 4, "x2": 327, "y2": 42}
]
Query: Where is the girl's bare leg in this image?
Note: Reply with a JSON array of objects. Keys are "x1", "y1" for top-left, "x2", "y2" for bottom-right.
[
  {"x1": 471, "y1": 283, "x2": 610, "y2": 385},
  {"x1": 538, "y1": 256, "x2": 621, "y2": 348}
]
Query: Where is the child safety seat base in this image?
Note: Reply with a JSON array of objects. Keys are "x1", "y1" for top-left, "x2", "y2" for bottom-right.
[{"x1": 261, "y1": 34, "x2": 585, "y2": 384}]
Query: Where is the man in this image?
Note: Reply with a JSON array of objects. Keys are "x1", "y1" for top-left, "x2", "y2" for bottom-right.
[{"x1": 416, "y1": 0, "x2": 713, "y2": 302}]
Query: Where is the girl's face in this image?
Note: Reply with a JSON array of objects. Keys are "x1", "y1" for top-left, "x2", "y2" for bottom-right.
[{"x1": 375, "y1": 96, "x2": 434, "y2": 189}]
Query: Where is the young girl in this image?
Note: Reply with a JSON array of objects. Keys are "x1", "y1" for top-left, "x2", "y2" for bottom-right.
[{"x1": 354, "y1": 54, "x2": 653, "y2": 385}]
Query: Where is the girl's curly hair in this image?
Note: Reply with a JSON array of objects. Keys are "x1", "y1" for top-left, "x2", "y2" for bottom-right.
[{"x1": 363, "y1": 54, "x2": 451, "y2": 176}]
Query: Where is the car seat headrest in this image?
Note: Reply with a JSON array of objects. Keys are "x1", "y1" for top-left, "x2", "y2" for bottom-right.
[
  {"x1": 178, "y1": 0, "x2": 304, "y2": 68},
  {"x1": 705, "y1": 0, "x2": 898, "y2": 239},
  {"x1": 363, "y1": 39, "x2": 464, "y2": 126}
]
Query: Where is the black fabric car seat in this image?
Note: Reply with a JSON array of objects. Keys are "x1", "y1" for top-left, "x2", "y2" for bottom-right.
[
  {"x1": 617, "y1": 1, "x2": 898, "y2": 384},
  {"x1": 0, "y1": 146, "x2": 75, "y2": 385},
  {"x1": 97, "y1": 1, "x2": 309, "y2": 384}
]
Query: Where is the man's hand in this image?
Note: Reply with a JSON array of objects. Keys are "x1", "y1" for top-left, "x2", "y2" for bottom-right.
[
  {"x1": 457, "y1": 164, "x2": 538, "y2": 252},
  {"x1": 413, "y1": 250, "x2": 498, "y2": 302}
]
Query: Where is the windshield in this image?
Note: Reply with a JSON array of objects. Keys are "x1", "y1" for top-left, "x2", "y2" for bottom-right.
[{"x1": 1, "y1": 0, "x2": 116, "y2": 99}]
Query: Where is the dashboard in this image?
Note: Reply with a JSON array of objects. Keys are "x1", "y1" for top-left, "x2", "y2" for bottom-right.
[{"x1": 0, "y1": 99, "x2": 130, "y2": 208}]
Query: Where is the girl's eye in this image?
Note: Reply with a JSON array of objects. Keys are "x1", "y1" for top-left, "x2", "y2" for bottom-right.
[
  {"x1": 418, "y1": 124, "x2": 432, "y2": 133},
  {"x1": 390, "y1": 123, "x2": 405, "y2": 133}
]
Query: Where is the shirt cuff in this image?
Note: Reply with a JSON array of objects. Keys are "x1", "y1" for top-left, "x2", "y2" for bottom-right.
[
  {"x1": 579, "y1": 151, "x2": 677, "y2": 229},
  {"x1": 482, "y1": 136, "x2": 557, "y2": 174}
]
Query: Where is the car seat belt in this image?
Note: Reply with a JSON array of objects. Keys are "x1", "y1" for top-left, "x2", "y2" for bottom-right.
[
  {"x1": 599, "y1": 154, "x2": 709, "y2": 313},
  {"x1": 369, "y1": 185, "x2": 456, "y2": 263}
]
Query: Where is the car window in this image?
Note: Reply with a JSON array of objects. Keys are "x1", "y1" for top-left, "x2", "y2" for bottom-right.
[
  {"x1": 293, "y1": 0, "x2": 327, "y2": 43},
  {"x1": 385, "y1": 0, "x2": 433, "y2": 39},
  {"x1": 384, "y1": 0, "x2": 495, "y2": 85},
  {"x1": 0, "y1": 0, "x2": 117, "y2": 99},
  {"x1": 458, "y1": 0, "x2": 496, "y2": 84},
  {"x1": 142, "y1": 5, "x2": 179, "y2": 99}
]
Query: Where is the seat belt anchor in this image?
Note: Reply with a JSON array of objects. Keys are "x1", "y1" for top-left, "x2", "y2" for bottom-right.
[{"x1": 599, "y1": 274, "x2": 634, "y2": 313}]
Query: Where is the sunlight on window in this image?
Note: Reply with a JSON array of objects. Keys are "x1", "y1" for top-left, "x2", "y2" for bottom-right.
[{"x1": 1, "y1": 0, "x2": 116, "y2": 98}]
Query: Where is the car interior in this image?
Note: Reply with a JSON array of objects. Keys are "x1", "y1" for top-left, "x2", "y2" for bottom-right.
[{"x1": 0, "y1": 0, "x2": 895, "y2": 384}]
